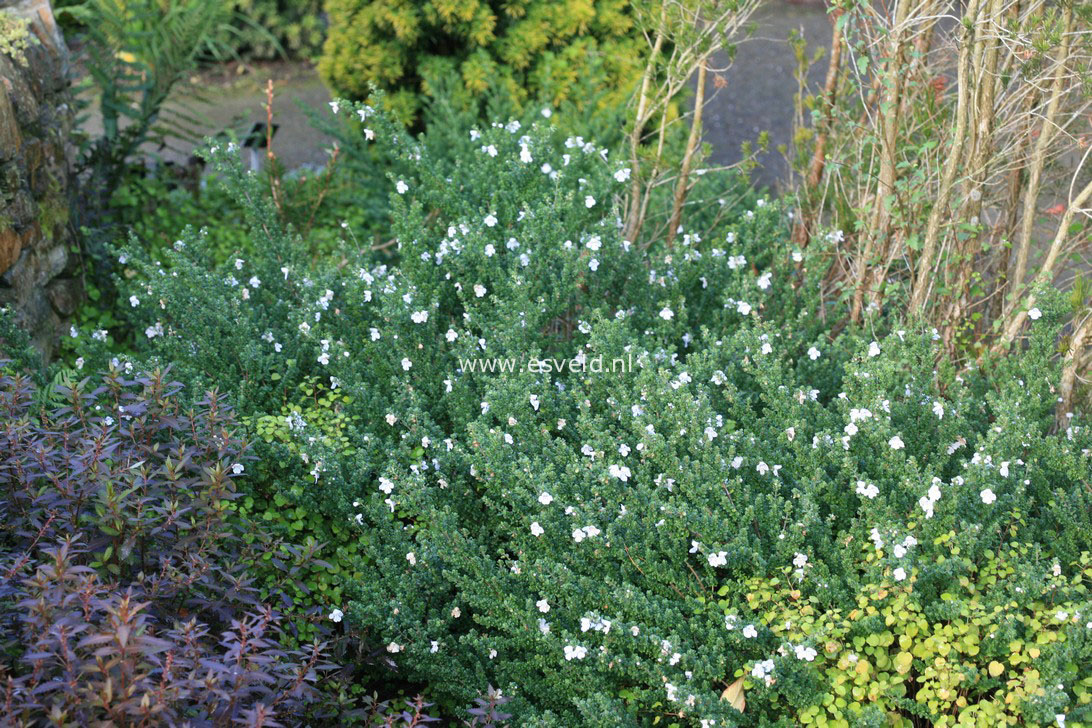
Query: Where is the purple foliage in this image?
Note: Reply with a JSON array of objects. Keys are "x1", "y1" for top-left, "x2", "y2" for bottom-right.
[{"x1": 0, "y1": 366, "x2": 337, "y2": 726}]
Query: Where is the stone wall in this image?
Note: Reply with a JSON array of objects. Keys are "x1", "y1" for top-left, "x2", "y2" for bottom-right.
[{"x1": 0, "y1": 0, "x2": 79, "y2": 358}]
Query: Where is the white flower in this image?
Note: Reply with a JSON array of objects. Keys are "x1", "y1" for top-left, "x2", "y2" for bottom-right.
[
  {"x1": 793, "y1": 552, "x2": 809, "y2": 568},
  {"x1": 401, "y1": 358, "x2": 413, "y2": 371},
  {"x1": 541, "y1": 107, "x2": 552, "y2": 118},
  {"x1": 129, "y1": 295, "x2": 140, "y2": 307},
  {"x1": 329, "y1": 608, "x2": 344, "y2": 622},
  {"x1": 406, "y1": 552, "x2": 416, "y2": 565},
  {"x1": 328, "y1": 101, "x2": 339, "y2": 113},
  {"x1": 742, "y1": 624, "x2": 758, "y2": 639},
  {"x1": 379, "y1": 477, "x2": 394, "y2": 494},
  {"x1": 585, "y1": 195, "x2": 596, "y2": 208},
  {"x1": 980, "y1": 488, "x2": 997, "y2": 504},
  {"x1": 529, "y1": 394, "x2": 540, "y2": 410},
  {"x1": 868, "y1": 341, "x2": 881, "y2": 357},
  {"x1": 232, "y1": 463, "x2": 244, "y2": 475},
  {"x1": 609, "y1": 464, "x2": 631, "y2": 481},
  {"x1": 856, "y1": 481, "x2": 879, "y2": 499},
  {"x1": 536, "y1": 599, "x2": 550, "y2": 613},
  {"x1": 933, "y1": 401, "x2": 944, "y2": 419},
  {"x1": 474, "y1": 284, "x2": 487, "y2": 298},
  {"x1": 531, "y1": 521, "x2": 544, "y2": 537},
  {"x1": 889, "y1": 435, "x2": 905, "y2": 450},
  {"x1": 808, "y1": 347, "x2": 820, "y2": 360},
  {"x1": 484, "y1": 214, "x2": 498, "y2": 228},
  {"x1": 750, "y1": 659, "x2": 775, "y2": 681},
  {"x1": 736, "y1": 300, "x2": 752, "y2": 315},
  {"x1": 411, "y1": 310, "x2": 429, "y2": 324},
  {"x1": 893, "y1": 567, "x2": 907, "y2": 582},
  {"x1": 794, "y1": 645, "x2": 818, "y2": 661},
  {"x1": 520, "y1": 144, "x2": 533, "y2": 163},
  {"x1": 1029, "y1": 307, "x2": 1042, "y2": 320},
  {"x1": 708, "y1": 551, "x2": 728, "y2": 567},
  {"x1": 318, "y1": 352, "x2": 330, "y2": 366},
  {"x1": 538, "y1": 492, "x2": 554, "y2": 505},
  {"x1": 757, "y1": 272, "x2": 772, "y2": 290},
  {"x1": 387, "y1": 642, "x2": 402, "y2": 653},
  {"x1": 396, "y1": 180, "x2": 409, "y2": 194},
  {"x1": 659, "y1": 307, "x2": 674, "y2": 321},
  {"x1": 614, "y1": 168, "x2": 631, "y2": 183},
  {"x1": 75, "y1": 357, "x2": 84, "y2": 370},
  {"x1": 564, "y1": 645, "x2": 588, "y2": 661}
]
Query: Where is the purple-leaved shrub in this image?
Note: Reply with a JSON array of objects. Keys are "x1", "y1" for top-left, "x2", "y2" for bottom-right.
[{"x1": 0, "y1": 367, "x2": 337, "y2": 725}]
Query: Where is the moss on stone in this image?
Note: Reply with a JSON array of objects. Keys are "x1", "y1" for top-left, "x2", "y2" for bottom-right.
[{"x1": 0, "y1": 11, "x2": 37, "y2": 67}]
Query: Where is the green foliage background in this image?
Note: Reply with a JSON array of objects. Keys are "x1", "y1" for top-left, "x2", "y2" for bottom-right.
[
  {"x1": 57, "y1": 98, "x2": 1090, "y2": 725},
  {"x1": 318, "y1": 0, "x2": 643, "y2": 125}
]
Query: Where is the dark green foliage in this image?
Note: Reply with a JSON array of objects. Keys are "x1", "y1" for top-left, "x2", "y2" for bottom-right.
[{"x1": 86, "y1": 102, "x2": 1092, "y2": 724}]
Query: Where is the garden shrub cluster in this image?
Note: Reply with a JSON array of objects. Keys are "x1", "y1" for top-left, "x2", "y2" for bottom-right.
[
  {"x1": 0, "y1": 367, "x2": 336, "y2": 724},
  {"x1": 318, "y1": 0, "x2": 641, "y2": 125},
  {"x1": 46, "y1": 99, "x2": 1090, "y2": 726},
  {"x1": 230, "y1": 0, "x2": 326, "y2": 58}
]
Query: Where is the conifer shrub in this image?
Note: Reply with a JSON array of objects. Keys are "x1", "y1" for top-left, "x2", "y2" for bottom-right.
[
  {"x1": 231, "y1": 0, "x2": 325, "y2": 58},
  {"x1": 317, "y1": 0, "x2": 641, "y2": 125},
  {"x1": 99, "y1": 102, "x2": 1092, "y2": 724}
]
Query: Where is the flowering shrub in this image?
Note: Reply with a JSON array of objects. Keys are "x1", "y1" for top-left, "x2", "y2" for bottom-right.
[{"x1": 100, "y1": 101, "x2": 1092, "y2": 724}]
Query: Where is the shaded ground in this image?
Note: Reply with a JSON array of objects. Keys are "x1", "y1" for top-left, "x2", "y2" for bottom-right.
[{"x1": 80, "y1": 2, "x2": 833, "y2": 184}]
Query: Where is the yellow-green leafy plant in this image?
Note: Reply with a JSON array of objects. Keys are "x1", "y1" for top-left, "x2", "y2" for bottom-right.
[
  {"x1": 723, "y1": 543, "x2": 1092, "y2": 726},
  {"x1": 318, "y1": 0, "x2": 642, "y2": 126}
]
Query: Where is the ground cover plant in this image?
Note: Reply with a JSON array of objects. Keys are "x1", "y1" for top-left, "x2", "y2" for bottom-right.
[
  {"x1": 6, "y1": 0, "x2": 1092, "y2": 723},
  {"x1": 46, "y1": 98, "x2": 1090, "y2": 725}
]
